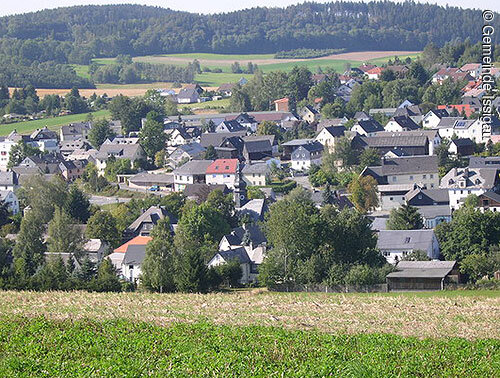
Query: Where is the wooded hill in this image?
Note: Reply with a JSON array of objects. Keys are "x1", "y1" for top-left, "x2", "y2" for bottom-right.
[{"x1": 0, "y1": 2, "x2": 496, "y2": 65}]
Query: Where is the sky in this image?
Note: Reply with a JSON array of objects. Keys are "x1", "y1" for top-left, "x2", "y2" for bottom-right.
[{"x1": 0, "y1": 0, "x2": 498, "y2": 17}]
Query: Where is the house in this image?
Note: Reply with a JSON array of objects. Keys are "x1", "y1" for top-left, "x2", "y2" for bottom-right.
[
  {"x1": 177, "y1": 87, "x2": 200, "y2": 104},
  {"x1": 372, "y1": 130, "x2": 441, "y2": 156},
  {"x1": 437, "y1": 103, "x2": 478, "y2": 118},
  {"x1": 416, "y1": 205, "x2": 452, "y2": 229},
  {"x1": 95, "y1": 144, "x2": 145, "y2": 175},
  {"x1": 393, "y1": 105, "x2": 423, "y2": 124},
  {"x1": 315, "y1": 126, "x2": 346, "y2": 153},
  {"x1": 18, "y1": 154, "x2": 66, "y2": 175},
  {"x1": 0, "y1": 171, "x2": 19, "y2": 191},
  {"x1": 59, "y1": 122, "x2": 92, "y2": 142},
  {"x1": 299, "y1": 105, "x2": 320, "y2": 123},
  {"x1": 215, "y1": 120, "x2": 246, "y2": 133},
  {"x1": 377, "y1": 230, "x2": 440, "y2": 265},
  {"x1": 30, "y1": 127, "x2": 59, "y2": 153},
  {"x1": 173, "y1": 160, "x2": 213, "y2": 191},
  {"x1": 363, "y1": 156, "x2": 439, "y2": 188},
  {"x1": 121, "y1": 244, "x2": 147, "y2": 283},
  {"x1": 432, "y1": 67, "x2": 472, "y2": 84},
  {"x1": 366, "y1": 66, "x2": 383, "y2": 80},
  {"x1": 241, "y1": 162, "x2": 270, "y2": 187},
  {"x1": 316, "y1": 118, "x2": 348, "y2": 132},
  {"x1": 440, "y1": 167, "x2": 500, "y2": 210},
  {"x1": 477, "y1": 191, "x2": 500, "y2": 212},
  {"x1": 166, "y1": 143, "x2": 205, "y2": 168},
  {"x1": 127, "y1": 172, "x2": 174, "y2": 191},
  {"x1": 384, "y1": 116, "x2": 420, "y2": 132},
  {"x1": 208, "y1": 247, "x2": 253, "y2": 284},
  {"x1": 124, "y1": 206, "x2": 177, "y2": 239},
  {"x1": 60, "y1": 139, "x2": 92, "y2": 157},
  {"x1": 405, "y1": 186, "x2": 450, "y2": 207},
  {"x1": 82, "y1": 239, "x2": 109, "y2": 262},
  {"x1": 353, "y1": 111, "x2": 372, "y2": 121},
  {"x1": 369, "y1": 108, "x2": 397, "y2": 118},
  {"x1": 0, "y1": 133, "x2": 22, "y2": 172},
  {"x1": 311, "y1": 189, "x2": 354, "y2": 209},
  {"x1": 243, "y1": 135, "x2": 278, "y2": 155},
  {"x1": 386, "y1": 261, "x2": 459, "y2": 291},
  {"x1": 291, "y1": 141, "x2": 323, "y2": 171},
  {"x1": 59, "y1": 159, "x2": 87, "y2": 181},
  {"x1": 184, "y1": 183, "x2": 230, "y2": 202},
  {"x1": 165, "y1": 127, "x2": 198, "y2": 147},
  {"x1": 218, "y1": 136, "x2": 245, "y2": 159},
  {"x1": 242, "y1": 139, "x2": 273, "y2": 162},
  {"x1": 449, "y1": 138, "x2": 475, "y2": 156},
  {"x1": 205, "y1": 159, "x2": 239, "y2": 189},
  {"x1": 217, "y1": 83, "x2": 236, "y2": 96},
  {"x1": 200, "y1": 132, "x2": 246, "y2": 149},
  {"x1": 0, "y1": 190, "x2": 19, "y2": 214},
  {"x1": 460, "y1": 63, "x2": 482, "y2": 78},
  {"x1": 281, "y1": 139, "x2": 314, "y2": 160},
  {"x1": 274, "y1": 98, "x2": 290, "y2": 112},
  {"x1": 352, "y1": 134, "x2": 429, "y2": 157},
  {"x1": 469, "y1": 156, "x2": 500, "y2": 168},
  {"x1": 422, "y1": 109, "x2": 450, "y2": 129},
  {"x1": 238, "y1": 199, "x2": 268, "y2": 222},
  {"x1": 351, "y1": 119, "x2": 384, "y2": 136},
  {"x1": 232, "y1": 113, "x2": 258, "y2": 132}
]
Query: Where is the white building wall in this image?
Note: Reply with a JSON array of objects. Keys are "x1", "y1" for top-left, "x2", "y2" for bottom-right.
[{"x1": 206, "y1": 173, "x2": 237, "y2": 189}]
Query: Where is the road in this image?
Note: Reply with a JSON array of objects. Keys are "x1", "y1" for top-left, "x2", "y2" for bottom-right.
[{"x1": 89, "y1": 195, "x2": 132, "y2": 206}]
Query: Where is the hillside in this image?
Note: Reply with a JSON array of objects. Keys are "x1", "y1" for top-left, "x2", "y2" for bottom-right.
[{"x1": 0, "y1": 2, "x2": 496, "y2": 65}]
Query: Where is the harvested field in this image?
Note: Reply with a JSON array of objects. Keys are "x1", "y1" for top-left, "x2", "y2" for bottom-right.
[{"x1": 1, "y1": 289, "x2": 498, "y2": 340}]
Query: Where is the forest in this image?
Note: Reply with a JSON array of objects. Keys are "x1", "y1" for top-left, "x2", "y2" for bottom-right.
[{"x1": 0, "y1": 2, "x2": 496, "y2": 66}]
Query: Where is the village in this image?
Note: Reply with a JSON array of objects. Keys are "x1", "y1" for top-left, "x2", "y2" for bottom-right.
[{"x1": 0, "y1": 59, "x2": 498, "y2": 293}]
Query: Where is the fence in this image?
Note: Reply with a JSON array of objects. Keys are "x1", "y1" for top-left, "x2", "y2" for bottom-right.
[{"x1": 270, "y1": 283, "x2": 388, "y2": 293}]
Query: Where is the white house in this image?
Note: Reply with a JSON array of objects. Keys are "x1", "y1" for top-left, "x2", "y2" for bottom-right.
[
  {"x1": 315, "y1": 126, "x2": 346, "y2": 153},
  {"x1": 351, "y1": 119, "x2": 384, "y2": 136},
  {"x1": 0, "y1": 190, "x2": 19, "y2": 215},
  {"x1": 208, "y1": 248, "x2": 253, "y2": 284},
  {"x1": 290, "y1": 141, "x2": 323, "y2": 171},
  {"x1": 440, "y1": 167, "x2": 500, "y2": 210},
  {"x1": 0, "y1": 137, "x2": 17, "y2": 172},
  {"x1": 241, "y1": 162, "x2": 270, "y2": 186},
  {"x1": 384, "y1": 116, "x2": 420, "y2": 132},
  {"x1": 377, "y1": 230, "x2": 440, "y2": 265},
  {"x1": 205, "y1": 159, "x2": 239, "y2": 189},
  {"x1": 121, "y1": 244, "x2": 147, "y2": 283},
  {"x1": 173, "y1": 160, "x2": 213, "y2": 192},
  {"x1": 0, "y1": 171, "x2": 19, "y2": 191},
  {"x1": 95, "y1": 144, "x2": 146, "y2": 175},
  {"x1": 422, "y1": 109, "x2": 450, "y2": 129}
]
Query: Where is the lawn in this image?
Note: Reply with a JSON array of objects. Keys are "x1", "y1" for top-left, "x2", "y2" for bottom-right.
[
  {"x1": 182, "y1": 97, "x2": 230, "y2": 110},
  {"x1": 0, "y1": 290, "x2": 498, "y2": 340},
  {"x1": 0, "y1": 318, "x2": 497, "y2": 377},
  {"x1": 0, "y1": 109, "x2": 110, "y2": 136}
]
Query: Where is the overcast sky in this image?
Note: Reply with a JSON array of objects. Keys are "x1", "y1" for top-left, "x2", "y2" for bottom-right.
[{"x1": 0, "y1": 0, "x2": 498, "y2": 17}]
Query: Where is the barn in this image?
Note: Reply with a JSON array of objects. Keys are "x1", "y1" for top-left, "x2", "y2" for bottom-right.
[{"x1": 386, "y1": 261, "x2": 459, "y2": 291}]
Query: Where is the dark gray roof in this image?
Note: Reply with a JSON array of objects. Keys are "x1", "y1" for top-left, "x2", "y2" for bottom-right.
[
  {"x1": 281, "y1": 138, "x2": 314, "y2": 146},
  {"x1": 451, "y1": 138, "x2": 474, "y2": 147},
  {"x1": 128, "y1": 173, "x2": 174, "y2": 185},
  {"x1": 217, "y1": 120, "x2": 246, "y2": 132},
  {"x1": 436, "y1": 117, "x2": 464, "y2": 128},
  {"x1": 244, "y1": 139, "x2": 272, "y2": 154},
  {"x1": 429, "y1": 109, "x2": 450, "y2": 118},
  {"x1": 416, "y1": 205, "x2": 451, "y2": 219},
  {"x1": 241, "y1": 162, "x2": 269, "y2": 174},
  {"x1": 173, "y1": 160, "x2": 213, "y2": 175},
  {"x1": 223, "y1": 224, "x2": 267, "y2": 247},
  {"x1": 469, "y1": 156, "x2": 500, "y2": 168},
  {"x1": 390, "y1": 116, "x2": 420, "y2": 130},
  {"x1": 440, "y1": 167, "x2": 500, "y2": 189},
  {"x1": 377, "y1": 230, "x2": 439, "y2": 259},
  {"x1": 393, "y1": 105, "x2": 422, "y2": 117},
  {"x1": 95, "y1": 144, "x2": 144, "y2": 161},
  {"x1": 369, "y1": 156, "x2": 438, "y2": 177},
  {"x1": 356, "y1": 119, "x2": 384, "y2": 133},
  {"x1": 126, "y1": 206, "x2": 177, "y2": 235},
  {"x1": 123, "y1": 244, "x2": 147, "y2": 266},
  {"x1": 0, "y1": 171, "x2": 18, "y2": 186},
  {"x1": 386, "y1": 261, "x2": 456, "y2": 279},
  {"x1": 322, "y1": 126, "x2": 346, "y2": 138},
  {"x1": 200, "y1": 132, "x2": 246, "y2": 148},
  {"x1": 217, "y1": 247, "x2": 251, "y2": 264},
  {"x1": 358, "y1": 135, "x2": 428, "y2": 148},
  {"x1": 479, "y1": 191, "x2": 500, "y2": 203},
  {"x1": 184, "y1": 184, "x2": 229, "y2": 199},
  {"x1": 405, "y1": 187, "x2": 449, "y2": 203}
]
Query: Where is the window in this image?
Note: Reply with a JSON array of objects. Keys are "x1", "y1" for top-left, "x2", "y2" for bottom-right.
[
  {"x1": 389, "y1": 197, "x2": 394, "y2": 200},
  {"x1": 404, "y1": 237, "x2": 411, "y2": 244},
  {"x1": 423, "y1": 174, "x2": 427, "y2": 179},
  {"x1": 129, "y1": 265, "x2": 133, "y2": 270},
  {"x1": 392, "y1": 176, "x2": 397, "y2": 182},
  {"x1": 430, "y1": 174, "x2": 434, "y2": 179}
]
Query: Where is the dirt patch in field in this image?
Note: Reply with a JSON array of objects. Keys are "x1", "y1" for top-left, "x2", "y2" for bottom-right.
[
  {"x1": 138, "y1": 50, "x2": 420, "y2": 66},
  {"x1": 0, "y1": 290, "x2": 497, "y2": 340}
]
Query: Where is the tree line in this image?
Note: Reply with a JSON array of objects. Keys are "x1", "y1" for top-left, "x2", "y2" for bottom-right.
[{"x1": 0, "y1": 2, "x2": 497, "y2": 66}]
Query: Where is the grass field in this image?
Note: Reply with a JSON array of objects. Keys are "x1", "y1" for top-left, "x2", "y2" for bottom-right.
[
  {"x1": 0, "y1": 290, "x2": 498, "y2": 340},
  {"x1": 0, "y1": 109, "x2": 110, "y2": 136},
  {"x1": 182, "y1": 97, "x2": 230, "y2": 110},
  {"x1": 0, "y1": 318, "x2": 497, "y2": 377}
]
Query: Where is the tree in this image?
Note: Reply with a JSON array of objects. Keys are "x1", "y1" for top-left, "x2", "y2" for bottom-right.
[
  {"x1": 81, "y1": 162, "x2": 109, "y2": 192},
  {"x1": 206, "y1": 189, "x2": 236, "y2": 227},
  {"x1": 401, "y1": 250, "x2": 430, "y2": 261},
  {"x1": 257, "y1": 121, "x2": 281, "y2": 139},
  {"x1": 459, "y1": 253, "x2": 497, "y2": 282},
  {"x1": 164, "y1": 99, "x2": 179, "y2": 116},
  {"x1": 386, "y1": 204, "x2": 424, "y2": 230},
  {"x1": 92, "y1": 258, "x2": 121, "y2": 292},
  {"x1": 141, "y1": 219, "x2": 176, "y2": 293},
  {"x1": 213, "y1": 258, "x2": 242, "y2": 287},
  {"x1": 229, "y1": 86, "x2": 251, "y2": 112},
  {"x1": 203, "y1": 145, "x2": 217, "y2": 160},
  {"x1": 88, "y1": 119, "x2": 115, "y2": 149},
  {"x1": 64, "y1": 185, "x2": 91, "y2": 223},
  {"x1": 12, "y1": 211, "x2": 45, "y2": 281},
  {"x1": 348, "y1": 176, "x2": 378, "y2": 213},
  {"x1": 174, "y1": 246, "x2": 209, "y2": 293},
  {"x1": 86, "y1": 211, "x2": 121, "y2": 248},
  {"x1": 359, "y1": 148, "x2": 380, "y2": 170},
  {"x1": 7, "y1": 141, "x2": 41, "y2": 169},
  {"x1": 333, "y1": 137, "x2": 357, "y2": 168},
  {"x1": 139, "y1": 111, "x2": 167, "y2": 159},
  {"x1": 47, "y1": 207, "x2": 84, "y2": 256}
]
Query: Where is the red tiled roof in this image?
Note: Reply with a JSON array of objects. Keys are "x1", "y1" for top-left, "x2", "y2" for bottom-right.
[
  {"x1": 206, "y1": 159, "x2": 239, "y2": 174},
  {"x1": 114, "y1": 235, "x2": 152, "y2": 253},
  {"x1": 367, "y1": 67, "x2": 383, "y2": 75},
  {"x1": 273, "y1": 97, "x2": 289, "y2": 104}
]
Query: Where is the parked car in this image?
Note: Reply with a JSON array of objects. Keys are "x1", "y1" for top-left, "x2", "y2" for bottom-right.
[{"x1": 148, "y1": 185, "x2": 160, "y2": 191}]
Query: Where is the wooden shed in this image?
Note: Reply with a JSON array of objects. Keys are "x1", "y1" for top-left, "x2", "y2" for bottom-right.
[{"x1": 386, "y1": 261, "x2": 459, "y2": 291}]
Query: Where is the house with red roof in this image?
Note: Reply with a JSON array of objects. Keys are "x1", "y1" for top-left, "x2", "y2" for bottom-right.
[
  {"x1": 274, "y1": 97, "x2": 290, "y2": 112},
  {"x1": 366, "y1": 67, "x2": 384, "y2": 80},
  {"x1": 205, "y1": 159, "x2": 240, "y2": 189}
]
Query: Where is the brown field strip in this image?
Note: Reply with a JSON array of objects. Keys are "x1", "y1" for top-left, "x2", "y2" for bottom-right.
[{"x1": 0, "y1": 289, "x2": 498, "y2": 339}]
